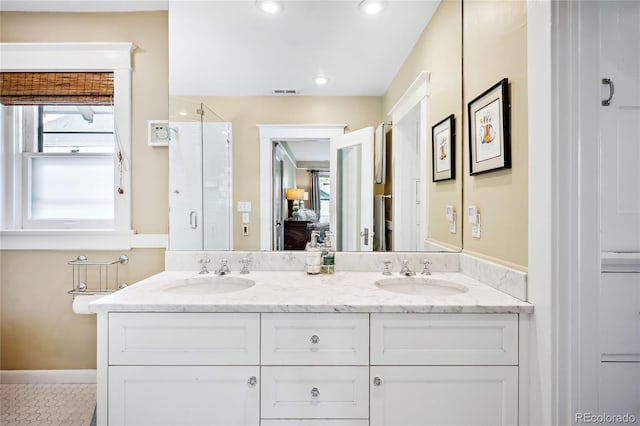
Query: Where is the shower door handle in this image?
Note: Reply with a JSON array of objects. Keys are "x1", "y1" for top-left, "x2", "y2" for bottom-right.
[
  {"x1": 602, "y1": 78, "x2": 615, "y2": 106},
  {"x1": 189, "y1": 211, "x2": 198, "y2": 229}
]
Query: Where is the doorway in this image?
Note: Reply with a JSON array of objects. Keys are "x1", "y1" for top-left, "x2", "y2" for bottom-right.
[{"x1": 258, "y1": 125, "x2": 345, "y2": 250}]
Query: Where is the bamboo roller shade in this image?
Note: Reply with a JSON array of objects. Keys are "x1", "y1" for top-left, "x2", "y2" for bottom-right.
[{"x1": 0, "y1": 72, "x2": 114, "y2": 105}]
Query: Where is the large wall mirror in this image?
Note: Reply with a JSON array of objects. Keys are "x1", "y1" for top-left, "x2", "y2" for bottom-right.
[{"x1": 168, "y1": 0, "x2": 462, "y2": 253}]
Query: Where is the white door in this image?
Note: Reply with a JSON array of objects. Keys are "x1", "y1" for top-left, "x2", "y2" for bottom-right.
[
  {"x1": 597, "y1": 1, "x2": 640, "y2": 418},
  {"x1": 370, "y1": 366, "x2": 518, "y2": 426},
  {"x1": 330, "y1": 127, "x2": 374, "y2": 251},
  {"x1": 109, "y1": 366, "x2": 259, "y2": 426},
  {"x1": 600, "y1": 1, "x2": 640, "y2": 253}
]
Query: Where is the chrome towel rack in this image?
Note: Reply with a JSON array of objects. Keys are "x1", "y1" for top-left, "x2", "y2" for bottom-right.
[{"x1": 68, "y1": 255, "x2": 129, "y2": 295}]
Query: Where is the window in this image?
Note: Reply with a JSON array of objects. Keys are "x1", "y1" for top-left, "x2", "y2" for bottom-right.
[
  {"x1": 21, "y1": 105, "x2": 116, "y2": 228},
  {"x1": 0, "y1": 43, "x2": 134, "y2": 249},
  {"x1": 318, "y1": 172, "x2": 330, "y2": 223}
]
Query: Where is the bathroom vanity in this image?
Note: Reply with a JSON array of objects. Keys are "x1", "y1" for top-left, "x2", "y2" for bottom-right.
[{"x1": 91, "y1": 253, "x2": 532, "y2": 426}]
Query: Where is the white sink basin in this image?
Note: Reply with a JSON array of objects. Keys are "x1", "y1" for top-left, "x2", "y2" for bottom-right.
[
  {"x1": 161, "y1": 276, "x2": 255, "y2": 295},
  {"x1": 375, "y1": 277, "x2": 468, "y2": 296}
]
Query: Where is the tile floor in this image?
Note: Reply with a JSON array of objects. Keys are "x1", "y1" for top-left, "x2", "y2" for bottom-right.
[{"x1": 0, "y1": 383, "x2": 96, "y2": 426}]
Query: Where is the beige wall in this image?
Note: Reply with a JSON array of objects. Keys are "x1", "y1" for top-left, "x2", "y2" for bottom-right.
[
  {"x1": 0, "y1": 12, "x2": 169, "y2": 369},
  {"x1": 383, "y1": 0, "x2": 463, "y2": 251},
  {"x1": 462, "y1": 0, "x2": 528, "y2": 270},
  {"x1": 171, "y1": 96, "x2": 384, "y2": 250}
]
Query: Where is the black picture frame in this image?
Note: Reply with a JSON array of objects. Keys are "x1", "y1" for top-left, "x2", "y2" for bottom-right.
[
  {"x1": 432, "y1": 114, "x2": 455, "y2": 182},
  {"x1": 468, "y1": 78, "x2": 511, "y2": 175}
]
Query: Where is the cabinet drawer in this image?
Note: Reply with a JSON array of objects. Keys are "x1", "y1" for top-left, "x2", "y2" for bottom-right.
[
  {"x1": 109, "y1": 313, "x2": 260, "y2": 365},
  {"x1": 261, "y1": 366, "x2": 369, "y2": 419},
  {"x1": 261, "y1": 313, "x2": 369, "y2": 365},
  {"x1": 599, "y1": 273, "x2": 640, "y2": 361},
  {"x1": 371, "y1": 313, "x2": 518, "y2": 365}
]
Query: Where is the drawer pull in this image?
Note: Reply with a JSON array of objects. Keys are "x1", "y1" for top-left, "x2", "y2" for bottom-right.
[
  {"x1": 310, "y1": 334, "x2": 320, "y2": 344},
  {"x1": 373, "y1": 376, "x2": 382, "y2": 387},
  {"x1": 310, "y1": 387, "x2": 320, "y2": 398},
  {"x1": 247, "y1": 376, "x2": 257, "y2": 387}
]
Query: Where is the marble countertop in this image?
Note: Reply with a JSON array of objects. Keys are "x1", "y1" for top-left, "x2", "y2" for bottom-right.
[{"x1": 89, "y1": 270, "x2": 533, "y2": 314}]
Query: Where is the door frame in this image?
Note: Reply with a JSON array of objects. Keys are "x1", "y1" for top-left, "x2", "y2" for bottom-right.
[
  {"x1": 388, "y1": 71, "x2": 429, "y2": 251},
  {"x1": 258, "y1": 124, "x2": 345, "y2": 250}
]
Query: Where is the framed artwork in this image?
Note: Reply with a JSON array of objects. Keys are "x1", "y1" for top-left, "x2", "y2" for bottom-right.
[
  {"x1": 432, "y1": 114, "x2": 455, "y2": 182},
  {"x1": 468, "y1": 78, "x2": 511, "y2": 175}
]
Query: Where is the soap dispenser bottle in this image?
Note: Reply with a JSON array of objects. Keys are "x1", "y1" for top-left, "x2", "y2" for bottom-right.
[{"x1": 305, "y1": 231, "x2": 322, "y2": 275}]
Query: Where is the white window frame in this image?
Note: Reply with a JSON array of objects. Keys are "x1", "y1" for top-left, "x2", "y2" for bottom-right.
[{"x1": 0, "y1": 43, "x2": 135, "y2": 249}]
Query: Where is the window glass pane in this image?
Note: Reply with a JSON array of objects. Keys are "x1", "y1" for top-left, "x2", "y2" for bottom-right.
[
  {"x1": 42, "y1": 133, "x2": 114, "y2": 153},
  {"x1": 30, "y1": 156, "x2": 114, "y2": 220},
  {"x1": 41, "y1": 105, "x2": 114, "y2": 153}
]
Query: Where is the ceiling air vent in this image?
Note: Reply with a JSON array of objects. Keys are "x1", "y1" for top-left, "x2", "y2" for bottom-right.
[{"x1": 273, "y1": 89, "x2": 298, "y2": 95}]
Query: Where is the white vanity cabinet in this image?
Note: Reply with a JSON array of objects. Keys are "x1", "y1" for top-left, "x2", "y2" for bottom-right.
[
  {"x1": 370, "y1": 313, "x2": 520, "y2": 426},
  {"x1": 106, "y1": 313, "x2": 260, "y2": 426},
  {"x1": 100, "y1": 311, "x2": 523, "y2": 426}
]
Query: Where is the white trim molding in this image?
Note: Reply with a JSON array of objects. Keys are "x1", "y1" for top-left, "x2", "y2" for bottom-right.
[
  {"x1": 0, "y1": 42, "x2": 136, "y2": 71},
  {"x1": 0, "y1": 231, "x2": 167, "y2": 250},
  {"x1": 0, "y1": 369, "x2": 96, "y2": 384},
  {"x1": 258, "y1": 124, "x2": 346, "y2": 250}
]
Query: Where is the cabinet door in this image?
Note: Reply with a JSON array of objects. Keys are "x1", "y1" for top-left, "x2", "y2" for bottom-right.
[
  {"x1": 109, "y1": 366, "x2": 259, "y2": 426},
  {"x1": 370, "y1": 366, "x2": 518, "y2": 426},
  {"x1": 599, "y1": 363, "x2": 640, "y2": 418},
  {"x1": 599, "y1": 273, "x2": 640, "y2": 361}
]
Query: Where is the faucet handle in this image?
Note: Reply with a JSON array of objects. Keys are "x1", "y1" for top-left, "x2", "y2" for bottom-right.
[
  {"x1": 421, "y1": 259, "x2": 432, "y2": 275},
  {"x1": 198, "y1": 257, "x2": 210, "y2": 274},
  {"x1": 240, "y1": 257, "x2": 250, "y2": 274},
  {"x1": 382, "y1": 260, "x2": 392, "y2": 276}
]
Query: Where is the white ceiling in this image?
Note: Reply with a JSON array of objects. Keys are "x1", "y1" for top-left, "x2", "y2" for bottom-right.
[
  {"x1": 2, "y1": 0, "x2": 440, "y2": 97},
  {"x1": 285, "y1": 139, "x2": 330, "y2": 162},
  {"x1": 169, "y1": 1, "x2": 439, "y2": 96}
]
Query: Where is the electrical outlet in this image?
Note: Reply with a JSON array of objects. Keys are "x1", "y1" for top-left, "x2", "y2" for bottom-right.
[{"x1": 242, "y1": 225, "x2": 249, "y2": 236}]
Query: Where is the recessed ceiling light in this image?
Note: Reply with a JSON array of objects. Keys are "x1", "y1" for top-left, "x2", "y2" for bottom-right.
[
  {"x1": 179, "y1": 112, "x2": 188, "y2": 116},
  {"x1": 358, "y1": 0, "x2": 387, "y2": 15},
  {"x1": 313, "y1": 75, "x2": 329, "y2": 86},
  {"x1": 256, "y1": 0, "x2": 283, "y2": 14}
]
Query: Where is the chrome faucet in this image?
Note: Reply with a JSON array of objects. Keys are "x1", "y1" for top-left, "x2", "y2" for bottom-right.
[
  {"x1": 399, "y1": 260, "x2": 415, "y2": 276},
  {"x1": 215, "y1": 258, "x2": 231, "y2": 275},
  {"x1": 198, "y1": 258, "x2": 211, "y2": 274}
]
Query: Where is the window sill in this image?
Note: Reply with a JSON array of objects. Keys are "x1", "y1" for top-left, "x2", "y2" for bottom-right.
[{"x1": 0, "y1": 230, "x2": 167, "y2": 251}]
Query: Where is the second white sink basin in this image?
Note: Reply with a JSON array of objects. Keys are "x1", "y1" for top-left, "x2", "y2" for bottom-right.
[
  {"x1": 161, "y1": 276, "x2": 255, "y2": 295},
  {"x1": 375, "y1": 277, "x2": 468, "y2": 296}
]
